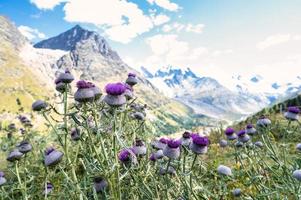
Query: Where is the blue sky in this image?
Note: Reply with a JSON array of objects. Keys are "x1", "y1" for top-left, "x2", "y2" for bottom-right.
[{"x1": 1, "y1": 0, "x2": 301, "y2": 85}]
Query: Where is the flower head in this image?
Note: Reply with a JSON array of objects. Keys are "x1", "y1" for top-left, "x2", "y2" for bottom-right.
[
  {"x1": 237, "y1": 130, "x2": 246, "y2": 137},
  {"x1": 0, "y1": 171, "x2": 7, "y2": 186},
  {"x1": 94, "y1": 176, "x2": 108, "y2": 193},
  {"x1": 105, "y1": 83, "x2": 126, "y2": 95},
  {"x1": 76, "y1": 80, "x2": 93, "y2": 89},
  {"x1": 288, "y1": 106, "x2": 300, "y2": 114},
  {"x1": 192, "y1": 136, "x2": 210, "y2": 146},
  {"x1": 118, "y1": 149, "x2": 136, "y2": 164},
  {"x1": 217, "y1": 165, "x2": 232, "y2": 176},
  {"x1": 128, "y1": 72, "x2": 136, "y2": 77},
  {"x1": 167, "y1": 139, "x2": 181, "y2": 148},
  {"x1": 182, "y1": 131, "x2": 191, "y2": 139},
  {"x1": 32, "y1": 100, "x2": 47, "y2": 111},
  {"x1": 44, "y1": 147, "x2": 64, "y2": 167},
  {"x1": 293, "y1": 170, "x2": 301, "y2": 181},
  {"x1": 225, "y1": 127, "x2": 235, "y2": 136}
]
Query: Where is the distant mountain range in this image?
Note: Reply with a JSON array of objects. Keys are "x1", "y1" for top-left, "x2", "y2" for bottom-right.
[{"x1": 140, "y1": 66, "x2": 301, "y2": 120}]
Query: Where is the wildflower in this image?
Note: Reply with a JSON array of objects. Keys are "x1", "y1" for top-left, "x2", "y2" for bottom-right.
[
  {"x1": 151, "y1": 138, "x2": 168, "y2": 150},
  {"x1": 246, "y1": 124, "x2": 256, "y2": 135},
  {"x1": 131, "y1": 112, "x2": 145, "y2": 121},
  {"x1": 70, "y1": 128, "x2": 81, "y2": 141},
  {"x1": 55, "y1": 78, "x2": 65, "y2": 93},
  {"x1": 17, "y1": 141, "x2": 32, "y2": 154},
  {"x1": 159, "y1": 166, "x2": 176, "y2": 176},
  {"x1": 7, "y1": 149, "x2": 23, "y2": 162},
  {"x1": 256, "y1": 115, "x2": 271, "y2": 127},
  {"x1": 103, "y1": 83, "x2": 127, "y2": 106},
  {"x1": 44, "y1": 147, "x2": 64, "y2": 167},
  {"x1": 32, "y1": 100, "x2": 47, "y2": 111},
  {"x1": 293, "y1": 170, "x2": 301, "y2": 181},
  {"x1": 217, "y1": 165, "x2": 232, "y2": 176},
  {"x1": 43, "y1": 182, "x2": 54, "y2": 195},
  {"x1": 254, "y1": 141, "x2": 264, "y2": 148},
  {"x1": 237, "y1": 130, "x2": 250, "y2": 143},
  {"x1": 232, "y1": 188, "x2": 241, "y2": 197},
  {"x1": 126, "y1": 73, "x2": 138, "y2": 86},
  {"x1": 180, "y1": 131, "x2": 192, "y2": 147},
  {"x1": 225, "y1": 127, "x2": 237, "y2": 140},
  {"x1": 150, "y1": 150, "x2": 164, "y2": 162},
  {"x1": 74, "y1": 80, "x2": 95, "y2": 103},
  {"x1": 296, "y1": 143, "x2": 301, "y2": 151},
  {"x1": 124, "y1": 84, "x2": 134, "y2": 100},
  {"x1": 132, "y1": 139, "x2": 147, "y2": 156},
  {"x1": 163, "y1": 139, "x2": 181, "y2": 159},
  {"x1": 118, "y1": 148, "x2": 137, "y2": 165},
  {"x1": 189, "y1": 135, "x2": 209, "y2": 154},
  {"x1": 93, "y1": 177, "x2": 108, "y2": 193},
  {"x1": 219, "y1": 139, "x2": 228, "y2": 148},
  {"x1": 284, "y1": 106, "x2": 300, "y2": 121},
  {"x1": 0, "y1": 171, "x2": 7, "y2": 186},
  {"x1": 57, "y1": 69, "x2": 74, "y2": 84}
]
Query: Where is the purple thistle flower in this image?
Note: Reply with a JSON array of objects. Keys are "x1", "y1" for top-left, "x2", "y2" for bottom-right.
[
  {"x1": 225, "y1": 127, "x2": 235, "y2": 136},
  {"x1": 192, "y1": 136, "x2": 210, "y2": 146},
  {"x1": 285, "y1": 106, "x2": 300, "y2": 121},
  {"x1": 167, "y1": 139, "x2": 181, "y2": 148},
  {"x1": 17, "y1": 141, "x2": 32, "y2": 154},
  {"x1": 128, "y1": 72, "x2": 136, "y2": 77},
  {"x1": 58, "y1": 69, "x2": 74, "y2": 84},
  {"x1": 132, "y1": 139, "x2": 147, "y2": 156},
  {"x1": 7, "y1": 149, "x2": 23, "y2": 162},
  {"x1": 76, "y1": 80, "x2": 92, "y2": 89},
  {"x1": 149, "y1": 153, "x2": 156, "y2": 162},
  {"x1": 159, "y1": 138, "x2": 169, "y2": 144},
  {"x1": 70, "y1": 128, "x2": 81, "y2": 141},
  {"x1": 94, "y1": 177, "x2": 108, "y2": 193},
  {"x1": 288, "y1": 106, "x2": 300, "y2": 114},
  {"x1": 32, "y1": 100, "x2": 47, "y2": 111},
  {"x1": 182, "y1": 131, "x2": 191, "y2": 139},
  {"x1": 189, "y1": 135, "x2": 209, "y2": 154},
  {"x1": 126, "y1": 73, "x2": 138, "y2": 86},
  {"x1": 246, "y1": 124, "x2": 253, "y2": 129},
  {"x1": 181, "y1": 131, "x2": 192, "y2": 147},
  {"x1": 44, "y1": 147, "x2": 64, "y2": 167},
  {"x1": 237, "y1": 130, "x2": 246, "y2": 137},
  {"x1": 0, "y1": 171, "x2": 4, "y2": 177},
  {"x1": 118, "y1": 149, "x2": 137, "y2": 165},
  {"x1": 190, "y1": 133, "x2": 199, "y2": 139},
  {"x1": 257, "y1": 115, "x2": 271, "y2": 127},
  {"x1": 105, "y1": 83, "x2": 126, "y2": 96},
  {"x1": 163, "y1": 139, "x2": 181, "y2": 159}
]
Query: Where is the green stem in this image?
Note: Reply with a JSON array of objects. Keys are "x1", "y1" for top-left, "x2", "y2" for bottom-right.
[{"x1": 16, "y1": 161, "x2": 28, "y2": 200}]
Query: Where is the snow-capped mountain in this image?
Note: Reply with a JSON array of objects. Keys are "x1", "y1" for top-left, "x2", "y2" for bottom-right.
[
  {"x1": 228, "y1": 74, "x2": 301, "y2": 104},
  {"x1": 141, "y1": 66, "x2": 269, "y2": 120}
]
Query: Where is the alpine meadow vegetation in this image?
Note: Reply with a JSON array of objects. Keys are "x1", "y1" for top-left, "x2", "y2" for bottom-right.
[{"x1": 0, "y1": 70, "x2": 301, "y2": 200}]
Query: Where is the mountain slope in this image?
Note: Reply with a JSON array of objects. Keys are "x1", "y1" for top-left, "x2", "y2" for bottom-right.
[{"x1": 0, "y1": 16, "x2": 51, "y2": 113}]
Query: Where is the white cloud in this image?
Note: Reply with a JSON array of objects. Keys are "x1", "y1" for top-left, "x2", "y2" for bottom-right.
[
  {"x1": 151, "y1": 14, "x2": 170, "y2": 26},
  {"x1": 185, "y1": 23, "x2": 205, "y2": 34},
  {"x1": 147, "y1": 0, "x2": 180, "y2": 12},
  {"x1": 162, "y1": 22, "x2": 205, "y2": 34},
  {"x1": 30, "y1": 0, "x2": 67, "y2": 10},
  {"x1": 18, "y1": 25, "x2": 46, "y2": 40},
  {"x1": 144, "y1": 34, "x2": 210, "y2": 69},
  {"x1": 256, "y1": 34, "x2": 301, "y2": 50}
]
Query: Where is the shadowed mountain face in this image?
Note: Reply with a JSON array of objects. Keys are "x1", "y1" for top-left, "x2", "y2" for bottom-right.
[{"x1": 34, "y1": 25, "x2": 120, "y2": 61}]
